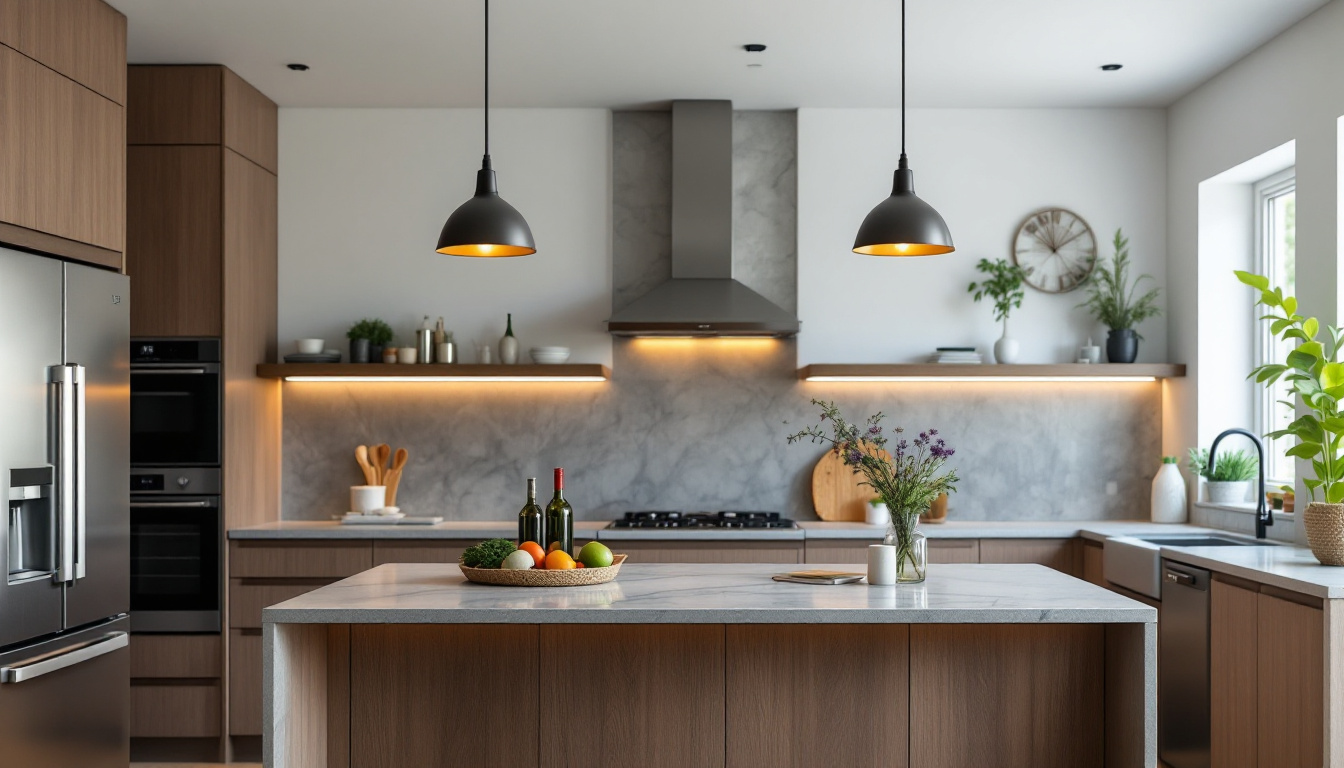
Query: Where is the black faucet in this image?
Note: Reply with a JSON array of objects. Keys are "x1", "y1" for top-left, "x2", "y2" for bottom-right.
[{"x1": 1208, "y1": 427, "x2": 1271, "y2": 539}]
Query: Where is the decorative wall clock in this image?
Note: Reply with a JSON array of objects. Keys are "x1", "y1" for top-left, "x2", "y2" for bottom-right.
[{"x1": 1012, "y1": 208, "x2": 1097, "y2": 293}]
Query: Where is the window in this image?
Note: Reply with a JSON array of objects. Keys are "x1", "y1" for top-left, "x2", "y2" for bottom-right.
[{"x1": 1253, "y1": 167, "x2": 1296, "y2": 486}]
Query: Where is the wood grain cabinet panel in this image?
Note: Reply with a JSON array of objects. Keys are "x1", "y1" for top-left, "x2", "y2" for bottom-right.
[
  {"x1": 130, "y1": 633, "x2": 221, "y2": 679},
  {"x1": 617, "y1": 540, "x2": 801, "y2": 563},
  {"x1": 541, "y1": 624, "x2": 724, "y2": 768},
  {"x1": 229, "y1": 578, "x2": 339, "y2": 629},
  {"x1": 230, "y1": 540, "x2": 372, "y2": 579},
  {"x1": 0, "y1": 45, "x2": 124, "y2": 256},
  {"x1": 228, "y1": 629, "x2": 262, "y2": 736},
  {"x1": 128, "y1": 65, "x2": 222, "y2": 145},
  {"x1": 125, "y1": 145, "x2": 222, "y2": 336},
  {"x1": 0, "y1": 0, "x2": 127, "y2": 103},
  {"x1": 726, "y1": 625, "x2": 907, "y2": 768},
  {"x1": 1083, "y1": 541, "x2": 1105, "y2": 586},
  {"x1": 979, "y1": 538, "x2": 1081, "y2": 576},
  {"x1": 222, "y1": 69, "x2": 278, "y2": 173},
  {"x1": 909, "y1": 624, "x2": 1103, "y2": 767},
  {"x1": 1211, "y1": 579, "x2": 1258, "y2": 768},
  {"x1": 806, "y1": 539, "x2": 978, "y2": 564},
  {"x1": 130, "y1": 682, "x2": 221, "y2": 738},
  {"x1": 372, "y1": 541, "x2": 470, "y2": 565},
  {"x1": 1257, "y1": 593, "x2": 1323, "y2": 768},
  {"x1": 350, "y1": 624, "x2": 539, "y2": 768}
]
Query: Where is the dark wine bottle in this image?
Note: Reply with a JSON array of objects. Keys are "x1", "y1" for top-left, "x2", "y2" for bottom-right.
[
  {"x1": 544, "y1": 467, "x2": 574, "y2": 555},
  {"x1": 517, "y1": 478, "x2": 544, "y2": 546}
]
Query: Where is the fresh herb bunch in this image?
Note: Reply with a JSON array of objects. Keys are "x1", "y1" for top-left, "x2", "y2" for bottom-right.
[
  {"x1": 787, "y1": 400, "x2": 958, "y2": 581},
  {"x1": 968, "y1": 258, "x2": 1027, "y2": 325},
  {"x1": 461, "y1": 538, "x2": 516, "y2": 569},
  {"x1": 1187, "y1": 448, "x2": 1258, "y2": 482},
  {"x1": 1078, "y1": 229, "x2": 1161, "y2": 336},
  {"x1": 347, "y1": 318, "x2": 394, "y2": 345},
  {"x1": 1236, "y1": 270, "x2": 1344, "y2": 502}
]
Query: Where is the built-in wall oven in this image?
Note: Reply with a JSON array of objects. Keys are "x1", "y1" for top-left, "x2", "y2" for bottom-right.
[{"x1": 130, "y1": 339, "x2": 224, "y2": 633}]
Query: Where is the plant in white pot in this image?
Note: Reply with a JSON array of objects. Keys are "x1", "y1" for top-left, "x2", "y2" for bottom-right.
[
  {"x1": 968, "y1": 258, "x2": 1027, "y2": 364},
  {"x1": 1187, "y1": 448, "x2": 1257, "y2": 504},
  {"x1": 1237, "y1": 270, "x2": 1344, "y2": 565}
]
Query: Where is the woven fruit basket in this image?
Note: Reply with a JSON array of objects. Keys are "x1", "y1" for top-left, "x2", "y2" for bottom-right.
[{"x1": 458, "y1": 554, "x2": 627, "y2": 587}]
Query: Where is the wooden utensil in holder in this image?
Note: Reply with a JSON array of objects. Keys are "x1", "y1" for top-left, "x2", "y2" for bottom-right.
[{"x1": 384, "y1": 448, "x2": 409, "y2": 506}]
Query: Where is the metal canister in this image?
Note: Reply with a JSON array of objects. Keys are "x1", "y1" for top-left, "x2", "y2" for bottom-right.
[
  {"x1": 416, "y1": 328, "x2": 434, "y2": 364},
  {"x1": 436, "y1": 341, "x2": 456, "y2": 364}
]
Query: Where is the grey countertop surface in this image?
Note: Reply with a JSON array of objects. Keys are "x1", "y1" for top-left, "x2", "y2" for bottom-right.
[
  {"x1": 1158, "y1": 545, "x2": 1344, "y2": 599},
  {"x1": 262, "y1": 562, "x2": 1156, "y2": 625}
]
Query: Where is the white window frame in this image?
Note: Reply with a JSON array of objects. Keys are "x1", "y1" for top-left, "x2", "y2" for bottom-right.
[{"x1": 1252, "y1": 166, "x2": 1296, "y2": 487}]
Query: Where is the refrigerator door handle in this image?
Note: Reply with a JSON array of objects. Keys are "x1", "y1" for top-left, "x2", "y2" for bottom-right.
[
  {"x1": 49, "y1": 364, "x2": 76, "y2": 583},
  {"x1": 0, "y1": 631, "x2": 127, "y2": 683},
  {"x1": 73, "y1": 364, "x2": 86, "y2": 580}
]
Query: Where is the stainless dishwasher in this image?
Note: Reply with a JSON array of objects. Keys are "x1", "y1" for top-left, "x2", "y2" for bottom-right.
[{"x1": 1159, "y1": 561, "x2": 1211, "y2": 768}]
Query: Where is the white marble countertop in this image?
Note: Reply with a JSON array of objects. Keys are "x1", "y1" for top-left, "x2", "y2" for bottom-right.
[
  {"x1": 800, "y1": 520, "x2": 1216, "y2": 541},
  {"x1": 261, "y1": 562, "x2": 1155, "y2": 625},
  {"x1": 228, "y1": 520, "x2": 610, "y2": 540}
]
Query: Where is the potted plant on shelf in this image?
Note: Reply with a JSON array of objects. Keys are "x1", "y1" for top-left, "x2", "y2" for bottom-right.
[
  {"x1": 347, "y1": 318, "x2": 394, "y2": 364},
  {"x1": 968, "y1": 258, "x2": 1027, "y2": 364},
  {"x1": 788, "y1": 400, "x2": 958, "y2": 583},
  {"x1": 1187, "y1": 448, "x2": 1258, "y2": 504},
  {"x1": 1237, "y1": 269, "x2": 1344, "y2": 565},
  {"x1": 1078, "y1": 229, "x2": 1161, "y2": 363}
]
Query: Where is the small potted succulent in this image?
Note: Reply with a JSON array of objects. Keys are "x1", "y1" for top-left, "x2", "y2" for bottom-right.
[
  {"x1": 347, "y1": 318, "x2": 394, "y2": 363},
  {"x1": 1078, "y1": 229, "x2": 1161, "y2": 363},
  {"x1": 968, "y1": 258, "x2": 1027, "y2": 364},
  {"x1": 1187, "y1": 448, "x2": 1258, "y2": 504}
]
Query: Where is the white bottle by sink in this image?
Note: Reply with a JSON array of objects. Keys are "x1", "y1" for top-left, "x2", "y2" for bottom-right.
[{"x1": 1151, "y1": 456, "x2": 1187, "y2": 523}]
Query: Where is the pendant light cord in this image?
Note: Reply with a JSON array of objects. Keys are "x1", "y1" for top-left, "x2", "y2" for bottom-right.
[
  {"x1": 483, "y1": 0, "x2": 490, "y2": 164},
  {"x1": 900, "y1": 0, "x2": 906, "y2": 158}
]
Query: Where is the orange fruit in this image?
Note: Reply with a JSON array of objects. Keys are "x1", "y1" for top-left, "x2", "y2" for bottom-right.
[
  {"x1": 518, "y1": 541, "x2": 546, "y2": 568},
  {"x1": 544, "y1": 550, "x2": 576, "y2": 570}
]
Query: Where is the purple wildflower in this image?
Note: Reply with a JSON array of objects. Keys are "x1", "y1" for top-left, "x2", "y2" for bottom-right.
[
  {"x1": 868, "y1": 425, "x2": 882, "y2": 436},
  {"x1": 846, "y1": 448, "x2": 863, "y2": 464}
]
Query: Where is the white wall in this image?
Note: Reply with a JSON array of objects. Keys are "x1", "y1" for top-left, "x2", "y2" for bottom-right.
[
  {"x1": 278, "y1": 108, "x2": 613, "y2": 365},
  {"x1": 1167, "y1": 0, "x2": 1344, "y2": 542},
  {"x1": 797, "y1": 108, "x2": 1168, "y2": 365}
]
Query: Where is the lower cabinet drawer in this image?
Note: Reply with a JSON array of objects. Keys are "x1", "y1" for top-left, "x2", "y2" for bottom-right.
[
  {"x1": 130, "y1": 682, "x2": 221, "y2": 738},
  {"x1": 373, "y1": 541, "x2": 471, "y2": 565},
  {"x1": 229, "y1": 629, "x2": 262, "y2": 736},
  {"x1": 229, "y1": 540, "x2": 372, "y2": 578},
  {"x1": 805, "y1": 539, "x2": 979, "y2": 564},
  {"x1": 230, "y1": 578, "x2": 336, "y2": 629},
  {"x1": 617, "y1": 540, "x2": 802, "y2": 563},
  {"x1": 130, "y1": 633, "x2": 221, "y2": 678}
]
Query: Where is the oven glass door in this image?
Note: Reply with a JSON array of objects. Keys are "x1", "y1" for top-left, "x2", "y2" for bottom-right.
[
  {"x1": 130, "y1": 366, "x2": 221, "y2": 466},
  {"x1": 129, "y1": 498, "x2": 219, "y2": 616}
]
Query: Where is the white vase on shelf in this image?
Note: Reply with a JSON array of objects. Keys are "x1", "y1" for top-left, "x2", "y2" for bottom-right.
[
  {"x1": 1151, "y1": 457, "x2": 1187, "y2": 523},
  {"x1": 993, "y1": 319, "x2": 1019, "y2": 364}
]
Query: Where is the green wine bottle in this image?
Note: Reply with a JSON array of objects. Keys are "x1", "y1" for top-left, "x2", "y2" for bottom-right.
[
  {"x1": 544, "y1": 467, "x2": 574, "y2": 555},
  {"x1": 517, "y1": 478, "x2": 544, "y2": 546}
]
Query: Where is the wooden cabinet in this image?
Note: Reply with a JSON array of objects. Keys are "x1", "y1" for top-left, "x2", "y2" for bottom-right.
[
  {"x1": 130, "y1": 634, "x2": 221, "y2": 679},
  {"x1": 0, "y1": 0, "x2": 127, "y2": 103},
  {"x1": 230, "y1": 540, "x2": 372, "y2": 579},
  {"x1": 618, "y1": 539, "x2": 802, "y2": 563},
  {"x1": 805, "y1": 538, "x2": 978, "y2": 564},
  {"x1": 129, "y1": 634, "x2": 223, "y2": 741},
  {"x1": 228, "y1": 629, "x2": 263, "y2": 736},
  {"x1": 1082, "y1": 540, "x2": 1105, "y2": 586},
  {"x1": 980, "y1": 538, "x2": 1081, "y2": 577},
  {"x1": 1210, "y1": 577, "x2": 1325, "y2": 767}
]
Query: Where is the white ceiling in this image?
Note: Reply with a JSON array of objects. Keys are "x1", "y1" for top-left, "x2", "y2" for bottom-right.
[{"x1": 107, "y1": 0, "x2": 1329, "y2": 109}]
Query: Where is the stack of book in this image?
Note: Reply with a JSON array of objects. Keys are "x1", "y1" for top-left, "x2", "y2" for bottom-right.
[
  {"x1": 928, "y1": 347, "x2": 983, "y2": 364},
  {"x1": 772, "y1": 570, "x2": 866, "y2": 585}
]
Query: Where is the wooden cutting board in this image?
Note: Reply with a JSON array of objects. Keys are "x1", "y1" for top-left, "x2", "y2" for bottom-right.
[{"x1": 811, "y1": 445, "x2": 892, "y2": 522}]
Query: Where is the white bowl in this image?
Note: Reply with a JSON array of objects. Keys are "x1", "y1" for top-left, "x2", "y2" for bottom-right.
[
  {"x1": 296, "y1": 338, "x2": 325, "y2": 354},
  {"x1": 530, "y1": 347, "x2": 571, "y2": 364}
]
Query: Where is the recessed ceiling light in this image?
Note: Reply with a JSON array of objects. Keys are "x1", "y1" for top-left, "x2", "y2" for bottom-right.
[
  {"x1": 1100, "y1": 63, "x2": 1122, "y2": 71},
  {"x1": 743, "y1": 44, "x2": 766, "y2": 53},
  {"x1": 747, "y1": 63, "x2": 763, "y2": 68},
  {"x1": 287, "y1": 63, "x2": 310, "y2": 71}
]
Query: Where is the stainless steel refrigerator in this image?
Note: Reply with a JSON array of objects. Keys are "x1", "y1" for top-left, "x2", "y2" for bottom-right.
[{"x1": 0, "y1": 246, "x2": 130, "y2": 766}]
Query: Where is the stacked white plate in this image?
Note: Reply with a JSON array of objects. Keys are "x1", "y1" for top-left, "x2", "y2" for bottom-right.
[{"x1": 530, "y1": 346, "x2": 571, "y2": 364}]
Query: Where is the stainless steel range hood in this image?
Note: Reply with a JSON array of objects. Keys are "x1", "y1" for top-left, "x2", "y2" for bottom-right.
[{"x1": 607, "y1": 101, "x2": 799, "y2": 338}]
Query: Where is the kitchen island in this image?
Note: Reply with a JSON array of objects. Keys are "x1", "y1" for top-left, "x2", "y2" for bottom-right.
[{"x1": 264, "y1": 562, "x2": 1156, "y2": 768}]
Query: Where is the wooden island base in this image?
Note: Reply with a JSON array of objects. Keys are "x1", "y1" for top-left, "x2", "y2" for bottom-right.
[{"x1": 269, "y1": 620, "x2": 1152, "y2": 768}]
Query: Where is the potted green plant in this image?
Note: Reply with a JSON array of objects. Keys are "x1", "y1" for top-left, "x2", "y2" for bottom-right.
[
  {"x1": 1078, "y1": 229, "x2": 1161, "y2": 363},
  {"x1": 347, "y1": 318, "x2": 394, "y2": 363},
  {"x1": 1187, "y1": 448, "x2": 1258, "y2": 504},
  {"x1": 788, "y1": 401, "x2": 958, "y2": 583},
  {"x1": 968, "y1": 258, "x2": 1027, "y2": 364},
  {"x1": 1236, "y1": 270, "x2": 1344, "y2": 564}
]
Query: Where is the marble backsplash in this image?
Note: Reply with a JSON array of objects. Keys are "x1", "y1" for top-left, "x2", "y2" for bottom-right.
[{"x1": 281, "y1": 338, "x2": 1162, "y2": 521}]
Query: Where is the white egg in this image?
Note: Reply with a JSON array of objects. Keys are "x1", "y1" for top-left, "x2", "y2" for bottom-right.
[{"x1": 501, "y1": 550, "x2": 535, "y2": 570}]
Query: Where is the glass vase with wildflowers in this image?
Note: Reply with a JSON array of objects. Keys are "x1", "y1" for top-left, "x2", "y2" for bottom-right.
[{"x1": 787, "y1": 400, "x2": 958, "y2": 582}]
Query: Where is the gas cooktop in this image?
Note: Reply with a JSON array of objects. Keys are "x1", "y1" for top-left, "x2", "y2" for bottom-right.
[{"x1": 608, "y1": 511, "x2": 798, "y2": 529}]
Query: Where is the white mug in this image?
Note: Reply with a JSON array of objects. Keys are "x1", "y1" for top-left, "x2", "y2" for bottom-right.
[
  {"x1": 397, "y1": 347, "x2": 418, "y2": 364},
  {"x1": 867, "y1": 544, "x2": 897, "y2": 585},
  {"x1": 350, "y1": 485, "x2": 386, "y2": 515}
]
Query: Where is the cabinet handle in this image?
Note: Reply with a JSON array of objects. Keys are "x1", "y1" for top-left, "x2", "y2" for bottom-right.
[{"x1": 0, "y1": 632, "x2": 128, "y2": 684}]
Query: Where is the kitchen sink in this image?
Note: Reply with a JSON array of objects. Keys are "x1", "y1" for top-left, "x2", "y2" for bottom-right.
[{"x1": 1103, "y1": 533, "x2": 1279, "y2": 599}]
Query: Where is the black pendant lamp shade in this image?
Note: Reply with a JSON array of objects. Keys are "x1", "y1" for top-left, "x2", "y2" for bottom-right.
[
  {"x1": 852, "y1": 0, "x2": 953, "y2": 257},
  {"x1": 435, "y1": 0, "x2": 535, "y2": 258}
]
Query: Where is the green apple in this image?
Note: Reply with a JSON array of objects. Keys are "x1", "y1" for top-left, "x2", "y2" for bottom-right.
[{"x1": 578, "y1": 541, "x2": 614, "y2": 568}]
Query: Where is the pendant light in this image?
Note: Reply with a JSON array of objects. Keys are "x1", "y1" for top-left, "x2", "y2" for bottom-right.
[
  {"x1": 436, "y1": 0, "x2": 536, "y2": 257},
  {"x1": 852, "y1": 0, "x2": 953, "y2": 257}
]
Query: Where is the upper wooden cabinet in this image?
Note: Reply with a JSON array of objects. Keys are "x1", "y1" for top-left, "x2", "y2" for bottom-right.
[
  {"x1": 0, "y1": 44, "x2": 125, "y2": 265},
  {"x1": 129, "y1": 66, "x2": 277, "y2": 174},
  {"x1": 0, "y1": 0, "x2": 127, "y2": 104}
]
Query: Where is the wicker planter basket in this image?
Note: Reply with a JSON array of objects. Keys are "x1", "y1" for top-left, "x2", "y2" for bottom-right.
[
  {"x1": 1304, "y1": 503, "x2": 1344, "y2": 566},
  {"x1": 459, "y1": 554, "x2": 627, "y2": 586}
]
